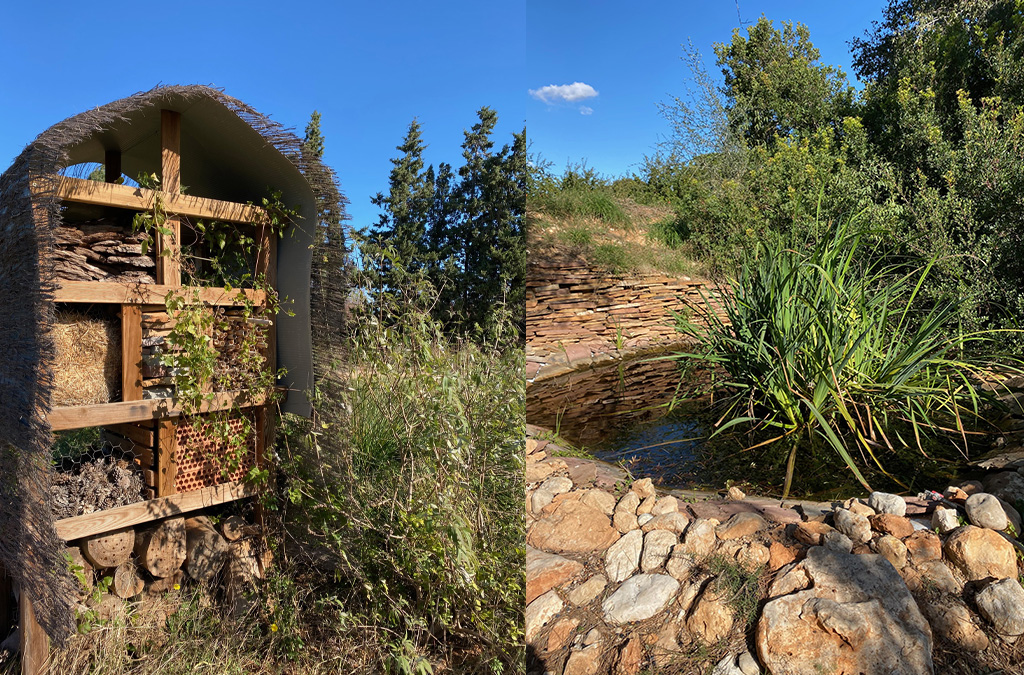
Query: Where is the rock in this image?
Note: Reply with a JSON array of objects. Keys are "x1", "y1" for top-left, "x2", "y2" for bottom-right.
[
  {"x1": 641, "y1": 530, "x2": 677, "y2": 572},
  {"x1": 605, "y1": 529, "x2": 643, "y2": 582},
  {"x1": 998, "y1": 496, "x2": 1022, "y2": 534},
  {"x1": 651, "y1": 496, "x2": 678, "y2": 516},
  {"x1": 945, "y1": 485, "x2": 969, "y2": 502},
  {"x1": 873, "y1": 534, "x2": 907, "y2": 570},
  {"x1": 756, "y1": 547, "x2": 933, "y2": 675},
  {"x1": 982, "y1": 471, "x2": 1024, "y2": 503},
  {"x1": 921, "y1": 597, "x2": 989, "y2": 652},
  {"x1": 792, "y1": 520, "x2": 833, "y2": 546},
  {"x1": 532, "y1": 488, "x2": 556, "y2": 513},
  {"x1": 528, "y1": 500, "x2": 620, "y2": 554},
  {"x1": 904, "y1": 531, "x2": 942, "y2": 564},
  {"x1": 640, "y1": 511, "x2": 689, "y2": 534},
  {"x1": 580, "y1": 489, "x2": 616, "y2": 516},
  {"x1": 716, "y1": 512, "x2": 767, "y2": 540},
  {"x1": 737, "y1": 651, "x2": 760, "y2": 675},
  {"x1": 540, "y1": 476, "x2": 574, "y2": 497},
  {"x1": 614, "y1": 509, "x2": 640, "y2": 533},
  {"x1": 526, "y1": 547, "x2": 584, "y2": 604},
  {"x1": 868, "y1": 491, "x2": 907, "y2": 516},
  {"x1": 525, "y1": 590, "x2": 563, "y2": 644},
  {"x1": 712, "y1": 653, "x2": 745, "y2": 675},
  {"x1": 975, "y1": 577, "x2": 1024, "y2": 642},
  {"x1": 833, "y1": 508, "x2": 872, "y2": 545},
  {"x1": 615, "y1": 636, "x2": 644, "y2": 675},
  {"x1": 931, "y1": 506, "x2": 960, "y2": 534},
  {"x1": 682, "y1": 518, "x2": 719, "y2": 555},
  {"x1": 943, "y1": 526, "x2": 1017, "y2": 581},
  {"x1": 768, "y1": 542, "x2": 799, "y2": 571},
  {"x1": 727, "y1": 486, "x2": 746, "y2": 501},
  {"x1": 736, "y1": 542, "x2": 770, "y2": 569},
  {"x1": 847, "y1": 500, "x2": 875, "y2": 518},
  {"x1": 666, "y1": 546, "x2": 696, "y2": 581},
  {"x1": 822, "y1": 529, "x2": 853, "y2": 554},
  {"x1": 918, "y1": 560, "x2": 962, "y2": 594},
  {"x1": 546, "y1": 616, "x2": 580, "y2": 653},
  {"x1": 869, "y1": 513, "x2": 914, "y2": 539},
  {"x1": 631, "y1": 478, "x2": 656, "y2": 499},
  {"x1": 960, "y1": 480, "x2": 985, "y2": 495},
  {"x1": 687, "y1": 587, "x2": 735, "y2": 644},
  {"x1": 602, "y1": 574, "x2": 680, "y2": 624},
  {"x1": 637, "y1": 513, "x2": 654, "y2": 527},
  {"x1": 567, "y1": 575, "x2": 607, "y2": 606},
  {"x1": 637, "y1": 495, "x2": 656, "y2": 515},
  {"x1": 616, "y1": 491, "x2": 640, "y2": 515},
  {"x1": 965, "y1": 492, "x2": 1008, "y2": 531},
  {"x1": 563, "y1": 643, "x2": 605, "y2": 675}
]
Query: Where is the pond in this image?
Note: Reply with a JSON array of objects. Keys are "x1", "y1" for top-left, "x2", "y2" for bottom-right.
[{"x1": 526, "y1": 354, "x2": 986, "y2": 501}]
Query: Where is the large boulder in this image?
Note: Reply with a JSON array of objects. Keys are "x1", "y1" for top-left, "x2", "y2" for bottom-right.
[
  {"x1": 943, "y1": 526, "x2": 1017, "y2": 581},
  {"x1": 756, "y1": 546, "x2": 933, "y2": 675},
  {"x1": 527, "y1": 500, "x2": 620, "y2": 554}
]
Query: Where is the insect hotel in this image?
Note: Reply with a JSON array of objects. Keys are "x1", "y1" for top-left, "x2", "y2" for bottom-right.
[{"x1": 0, "y1": 86, "x2": 343, "y2": 673}]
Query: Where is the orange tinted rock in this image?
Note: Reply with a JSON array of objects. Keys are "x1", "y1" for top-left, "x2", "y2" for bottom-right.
[
  {"x1": 869, "y1": 513, "x2": 914, "y2": 539},
  {"x1": 527, "y1": 500, "x2": 620, "y2": 554}
]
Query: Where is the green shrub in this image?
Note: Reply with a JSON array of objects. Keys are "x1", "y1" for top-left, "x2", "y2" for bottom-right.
[{"x1": 674, "y1": 210, "x2": 1015, "y2": 498}]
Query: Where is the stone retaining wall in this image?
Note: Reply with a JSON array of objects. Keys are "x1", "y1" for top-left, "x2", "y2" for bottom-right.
[{"x1": 526, "y1": 255, "x2": 723, "y2": 380}]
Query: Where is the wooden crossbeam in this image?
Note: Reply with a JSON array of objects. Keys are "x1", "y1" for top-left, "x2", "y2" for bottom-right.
[
  {"x1": 54, "y1": 481, "x2": 258, "y2": 541},
  {"x1": 53, "y1": 281, "x2": 265, "y2": 306},
  {"x1": 48, "y1": 390, "x2": 272, "y2": 431},
  {"x1": 39, "y1": 176, "x2": 268, "y2": 225}
]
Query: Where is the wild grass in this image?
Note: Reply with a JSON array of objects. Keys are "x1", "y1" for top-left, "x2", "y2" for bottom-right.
[{"x1": 673, "y1": 209, "x2": 1017, "y2": 498}]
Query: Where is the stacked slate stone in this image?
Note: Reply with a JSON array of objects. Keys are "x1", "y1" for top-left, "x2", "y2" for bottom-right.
[
  {"x1": 141, "y1": 308, "x2": 176, "y2": 399},
  {"x1": 54, "y1": 220, "x2": 155, "y2": 283}
]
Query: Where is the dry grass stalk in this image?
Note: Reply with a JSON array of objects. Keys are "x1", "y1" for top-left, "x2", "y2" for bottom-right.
[{"x1": 51, "y1": 310, "x2": 120, "y2": 407}]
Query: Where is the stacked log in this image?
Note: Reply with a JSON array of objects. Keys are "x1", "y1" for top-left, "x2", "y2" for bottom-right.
[
  {"x1": 54, "y1": 221, "x2": 155, "y2": 283},
  {"x1": 526, "y1": 254, "x2": 725, "y2": 371},
  {"x1": 184, "y1": 516, "x2": 230, "y2": 584}
]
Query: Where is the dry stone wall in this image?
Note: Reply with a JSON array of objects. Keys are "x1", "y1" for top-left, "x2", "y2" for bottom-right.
[{"x1": 526, "y1": 255, "x2": 723, "y2": 381}]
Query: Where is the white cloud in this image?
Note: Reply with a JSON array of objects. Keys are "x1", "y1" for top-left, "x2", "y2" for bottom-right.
[
  {"x1": 528, "y1": 81, "x2": 599, "y2": 104},
  {"x1": 579, "y1": 106, "x2": 594, "y2": 115}
]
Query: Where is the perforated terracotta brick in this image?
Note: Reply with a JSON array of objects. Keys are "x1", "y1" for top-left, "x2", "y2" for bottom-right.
[{"x1": 174, "y1": 413, "x2": 256, "y2": 493}]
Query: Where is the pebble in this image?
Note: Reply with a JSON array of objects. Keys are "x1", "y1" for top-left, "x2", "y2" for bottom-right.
[{"x1": 868, "y1": 491, "x2": 907, "y2": 516}]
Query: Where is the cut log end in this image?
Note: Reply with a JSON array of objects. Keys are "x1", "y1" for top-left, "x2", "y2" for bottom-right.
[{"x1": 81, "y1": 528, "x2": 135, "y2": 569}]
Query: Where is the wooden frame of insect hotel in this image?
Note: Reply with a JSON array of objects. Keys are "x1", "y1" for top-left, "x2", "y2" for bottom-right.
[{"x1": 0, "y1": 86, "x2": 346, "y2": 673}]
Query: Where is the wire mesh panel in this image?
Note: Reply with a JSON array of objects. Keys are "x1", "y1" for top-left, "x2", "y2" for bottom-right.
[{"x1": 174, "y1": 413, "x2": 256, "y2": 493}]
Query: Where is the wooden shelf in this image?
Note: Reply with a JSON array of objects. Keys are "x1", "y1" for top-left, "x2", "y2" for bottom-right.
[
  {"x1": 54, "y1": 480, "x2": 258, "y2": 541},
  {"x1": 34, "y1": 175, "x2": 268, "y2": 225},
  {"x1": 48, "y1": 390, "x2": 273, "y2": 431},
  {"x1": 54, "y1": 281, "x2": 265, "y2": 306}
]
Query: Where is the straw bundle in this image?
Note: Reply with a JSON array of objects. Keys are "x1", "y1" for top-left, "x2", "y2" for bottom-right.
[{"x1": 51, "y1": 310, "x2": 120, "y2": 406}]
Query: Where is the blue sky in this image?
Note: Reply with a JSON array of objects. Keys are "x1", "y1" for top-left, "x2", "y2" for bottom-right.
[
  {"x1": 526, "y1": 0, "x2": 887, "y2": 179},
  {"x1": 0, "y1": 1, "x2": 527, "y2": 236}
]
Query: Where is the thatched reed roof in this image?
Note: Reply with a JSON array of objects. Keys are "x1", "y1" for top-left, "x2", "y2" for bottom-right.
[{"x1": 0, "y1": 85, "x2": 349, "y2": 643}]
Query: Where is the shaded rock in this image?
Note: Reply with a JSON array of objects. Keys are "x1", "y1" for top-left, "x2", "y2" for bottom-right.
[
  {"x1": 918, "y1": 560, "x2": 962, "y2": 594},
  {"x1": 931, "y1": 506, "x2": 959, "y2": 534},
  {"x1": 998, "y1": 496, "x2": 1022, "y2": 534},
  {"x1": 943, "y1": 525, "x2": 1017, "y2": 581},
  {"x1": 868, "y1": 491, "x2": 907, "y2": 516},
  {"x1": 602, "y1": 574, "x2": 680, "y2": 624},
  {"x1": 640, "y1": 511, "x2": 689, "y2": 534},
  {"x1": 716, "y1": 512, "x2": 766, "y2": 540},
  {"x1": 580, "y1": 489, "x2": 616, "y2": 516},
  {"x1": 605, "y1": 529, "x2": 643, "y2": 583},
  {"x1": 921, "y1": 597, "x2": 989, "y2": 652},
  {"x1": 737, "y1": 651, "x2": 761, "y2": 675},
  {"x1": 641, "y1": 530, "x2": 677, "y2": 573},
  {"x1": 651, "y1": 495, "x2": 679, "y2": 516},
  {"x1": 833, "y1": 508, "x2": 871, "y2": 545},
  {"x1": 567, "y1": 575, "x2": 607, "y2": 606},
  {"x1": 965, "y1": 492, "x2": 1008, "y2": 531},
  {"x1": 982, "y1": 471, "x2": 1024, "y2": 503},
  {"x1": 525, "y1": 590, "x2": 563, "y2": 644},
  {"x1": 681, "y1": 518, "x2": 719, "y2": 555},
  {"x1": 528, "y1": 500, "x2": 620, "y2": 554},
  {"x1": 687, "y1": 587, "x2": 735, "y2": 644},
  {"x1": 792, "y1": 520, "x2": 833, "y2": 546},
  {"x1": 822, "y1": 529, "x2": 853, "y2": 553},
  {"x1": 904, "y1": 531, "x2": 942, "y2": 564},
  {"x1": 873, "y1": 534, "x2": 907, "y2": 570},
  {"x1": 546, "y1": 616, "x2": 580, "y2": 653},
  {"x1": 869, "y1": 513, "x2": 914, "y2": 539},
  {"x1": 637, "y1": 495, "x2": 656, "y2": 515},
  {"x1": 975, "y1": 577, "x2": 1024, "y2": 643},
  {"x1": 631, "y1": 478, "x2": 656, "y2": 499},
  {"x1": 526, "y1": 546, "x2": 584, "y2": 604},
  {"x1": 712, "y1": 653, "x2": 745, "y2": 675},
  {"x1": 666, "y1": 546, "x2": 697, "y2": 582},
  {"x1": 756, "y1": 547, "x2": 933, "y2": 675}
]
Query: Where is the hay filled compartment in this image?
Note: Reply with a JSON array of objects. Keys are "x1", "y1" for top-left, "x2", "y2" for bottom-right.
[{"x1": 51, "y1": 305, "x2": 121, "y2": 407}]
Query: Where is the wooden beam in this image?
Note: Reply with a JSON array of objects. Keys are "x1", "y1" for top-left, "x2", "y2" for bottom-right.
[
  {"x1": 48, "y1": 390, "x2": 271, "y2": 431},
  {"x1": 105, "y1": 422, "x2": 154, "y2": 447},
  {"x1": 54, "y1": 481, "x2": 258, "y2": 541},
  {"x1": 18, "y1": 592, "x2": 48, "y2": 675},
  {"x1": 43, "y1": 177, "x2": 268, "y2": 225},
  {"x1": 159, "y1": 110, "x2": 182, "y2": 287},
  {"x1": 104, "y1": 150, "x2": 121, "y2": 184},
  {"x1": 156, "y1": 419, "x2": 177, "y2": 497},
  {"x1": 54, "y1": 281, "x2": 265, "y2": 306},
  {"x1": 121, "y1": 305, "x2": 143, "y2": 401}
]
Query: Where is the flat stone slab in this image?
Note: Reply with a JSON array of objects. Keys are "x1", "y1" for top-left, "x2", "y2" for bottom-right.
[{"x1": 602, "y1": 573, "x2": 680, "y2": 624}]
